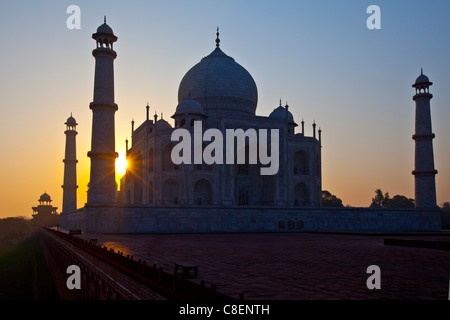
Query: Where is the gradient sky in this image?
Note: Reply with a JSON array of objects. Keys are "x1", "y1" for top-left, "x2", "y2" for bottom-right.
[{"x1": 0, "y1": 0, "x2": 449, "y2": 219}]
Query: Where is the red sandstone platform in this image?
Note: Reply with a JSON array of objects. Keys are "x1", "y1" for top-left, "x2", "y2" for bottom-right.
[{"x1": 73, "y1": 231, "x2": 450, "y2": 300}]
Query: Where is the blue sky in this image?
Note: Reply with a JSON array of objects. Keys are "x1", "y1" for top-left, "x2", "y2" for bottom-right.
[{"x1": 0, "y1": 0, "x2": 449, "y2": 217}]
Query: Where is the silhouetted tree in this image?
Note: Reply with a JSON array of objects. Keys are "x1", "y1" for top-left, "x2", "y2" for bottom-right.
[
  {"x1": 442, "y1": 202, "x2": 450, "y2": 209},
  {"x1": 370, "y1": 189, "x2": 385, "y2": 208},
  {"x1": 385, "y1": 195, "x2": 415, "y2": 208},
  {"x1": 0, "y1": 217, "x2": 36, "y2": 246},
  {"x1": 370, "y1": 189, "x2": 415, "y2": 208},
  {"x1": 382, "y1": 192, "x2": 392, "y2": 207},
  {"x1": 322, "y1": 190, "x2": 344, "y2": 207},
  {"x1": 441, "y1": 202, "x2": 450, "y2": 229}
]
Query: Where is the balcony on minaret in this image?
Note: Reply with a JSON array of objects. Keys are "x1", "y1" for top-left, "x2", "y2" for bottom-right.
[
  {"x1": 92, "y1": 17, "x2": 118, "y2": 50},
  {"x1": 65, "y1": 114, "x2": 78, "y2": 132},
  {"x1": 412, "y1": 69, "x2": 433, "y2": 97}
]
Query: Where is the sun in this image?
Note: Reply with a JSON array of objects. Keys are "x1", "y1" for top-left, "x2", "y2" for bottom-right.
[{"x1": 115, "y1": 152, "x2": 128, "y2": 175}]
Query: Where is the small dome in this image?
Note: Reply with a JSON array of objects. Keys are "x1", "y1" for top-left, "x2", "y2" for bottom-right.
[
  {"x1": 174, "y1": 97, "x2": 205, "y2": 116},
  {"x1": 269, "y1": 105, "x2": 295, "y2": 124},
  {"x1": 65, "y1": 115, "x2": 77, "y2": 126},
  {"x1": 156, "y1": 119, "x2": 172, "y2": 129},
  {"x1": 413, "y1": 69, "x2": 432, "y2": 87},
  {"x1": 97, "y1": 23, "x2": 114, "y2": 35},
  {"x1": 415, "y1": 73, "x2": 430, "y2": 85},
  {"x1": 39, "y1": 193, "x2": 51, "y2": 202}
]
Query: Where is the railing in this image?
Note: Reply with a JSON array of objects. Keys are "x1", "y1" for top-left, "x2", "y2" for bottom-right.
[{"x1": 40, "y1": 228, "x2": 235, "y2": 300}]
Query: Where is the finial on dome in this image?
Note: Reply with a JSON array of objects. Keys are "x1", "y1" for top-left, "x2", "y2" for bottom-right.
[
  {"x1": 104, "y1": 16, "x2": 106, "y2": 24},
  {"x1": 421, "y1": 68, "x2": 423, "y2": 75},
  {"x1": 216, "y1": 27, "x2": 220, "y2": 48},
  {"x1": 279, "y1": 99, "x2": 282, "y2": 107}
]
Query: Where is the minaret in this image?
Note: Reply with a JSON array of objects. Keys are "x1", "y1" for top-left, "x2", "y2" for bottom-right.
[
  {"x1": 87, "y1": 17, "x2": 119, "y2": 204},
  {"x1": 62, "y1": 114, "x2": 78, "y2": 212},
  {"x1": 412, "y1": 69, "x2": 438, "y2": 208}
]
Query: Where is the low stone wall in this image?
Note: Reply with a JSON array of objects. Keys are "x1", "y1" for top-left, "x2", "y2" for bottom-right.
[
  {"x1": 41, "y1": 228, "x2": 232, "y2": 300},
  {"x1": 60, "y1": 205, "x2": 441, "y2": 233}
]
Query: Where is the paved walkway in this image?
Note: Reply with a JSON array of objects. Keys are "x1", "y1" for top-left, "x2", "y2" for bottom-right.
[{"x1": 74, "y1": 231, "x2": 450, "y2": 300}]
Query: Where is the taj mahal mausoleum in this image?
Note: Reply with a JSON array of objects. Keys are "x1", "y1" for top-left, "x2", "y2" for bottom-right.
[{"x1": 60, "y1": 19, "x2": 441, "y2": 234}]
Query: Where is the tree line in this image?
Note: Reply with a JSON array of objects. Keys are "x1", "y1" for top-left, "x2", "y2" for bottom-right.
[
  {"x1": 322, "y1": 189, "x2": 450, "y2": 229},
  {"x1": 0, "y1": 217, "x2": 38, "y2": 246}
]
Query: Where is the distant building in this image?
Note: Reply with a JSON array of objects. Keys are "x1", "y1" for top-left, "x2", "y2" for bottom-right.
[{"x1": 32, "y1": 193, "x2": 59, "y2": 227}]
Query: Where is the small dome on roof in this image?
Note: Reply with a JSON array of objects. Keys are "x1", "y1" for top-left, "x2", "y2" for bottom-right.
[
  {"x1": 413, "y1": 69, "x2": 432, "y2": 87},
  {"x1": 39, "y1": 193, "x2": 51, "y2": 202},
  {"x1": 97, "y1": 22, "x2": 114, "y2": 35},
  {"x1": 269, "y1": 104, "x2": 295, "y2": 124},
  {"x1": 174, "y1": 97, "x2": 205, "y2": 116},
  {"x1": 65, "y1": 114, "x2": 77, "y2": 126},
  {"x1": 415, "y1": 73, "x2": 429, "y2": 85},
  {"x1": 156, "y1": 119, "x2": 172, "y2": 129}
]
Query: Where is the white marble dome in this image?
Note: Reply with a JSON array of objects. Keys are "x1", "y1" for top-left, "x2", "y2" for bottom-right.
[{"x1": 178, "y1": 47, "x2": 258, "y2": 116}]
